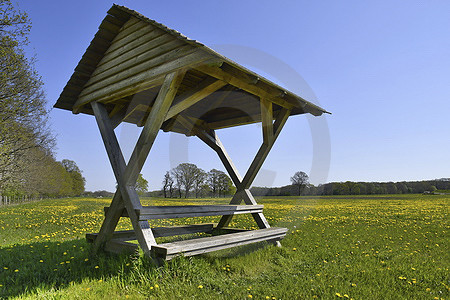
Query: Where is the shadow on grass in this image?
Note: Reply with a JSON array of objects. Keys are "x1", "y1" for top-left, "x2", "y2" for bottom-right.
[{"x1": 0, "y1": 239, "x2": 137, "y2": 298}]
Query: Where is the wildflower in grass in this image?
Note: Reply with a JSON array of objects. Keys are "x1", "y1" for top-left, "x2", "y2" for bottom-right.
[
  {"x1": 14, "y1": 269, "x2": 19, "y2": 272},
  {"x1": 3, "y1": 267, "x2": 7, "y2": 270},
  {"x1": 154, "y1": 284, "x2": 159, "y2": 288},
  {"x1": 293, "y1": 247, "x2": 297, "y2": 251},
  {"x1": 39, "y1": 260, "x2": 43, "y2": 263},
  {"x1": 198, "y1": 285, "x2": 203, "y2": 289},
  {"x1": 248, "y1": 295, "x2": 253, "y2": 298},
  {"x1": 84, "y1": 258, "x2": 89, "y2": 262},
  {"x1": 95, "y1": 265, "x2": 99, "y2": 269},
  {"x1": 336, "y1": 292, "x2": 342, "y2": 297}
]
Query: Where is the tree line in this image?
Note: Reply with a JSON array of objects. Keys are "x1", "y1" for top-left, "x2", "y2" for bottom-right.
[
  {"x1": 0, "y1": 1, "x2": 85, "y2": 200},
  {"x1": 160, "y1": 163, "x2": 235, "y2": 198},
  {"x1": 251, "y1": 173, "x2": 450, "y2": 196}
]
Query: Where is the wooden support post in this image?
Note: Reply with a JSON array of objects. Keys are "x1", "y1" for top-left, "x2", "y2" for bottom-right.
[
  {"x1": 260, "y1": 97, "x2": 273, "y2": 144},
  {"x1": 90, "y1": 70, "x2": 185, "y2": 255},
  {"x1": 214, "y1": 108, "x2": 291, "y2": 228},
  {"x1": 91, "y1": 190, "x2": 124, "y2": 254}
]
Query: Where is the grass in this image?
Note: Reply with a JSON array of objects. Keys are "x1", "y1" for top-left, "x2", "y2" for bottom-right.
[{"x1": 0, "y1": 194, "x2": 448, "y2": 299}]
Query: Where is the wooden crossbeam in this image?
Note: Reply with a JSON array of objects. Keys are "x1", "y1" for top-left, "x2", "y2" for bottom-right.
[{"x1": 164, "y1": 77, "x2": 227, "y2": 121}]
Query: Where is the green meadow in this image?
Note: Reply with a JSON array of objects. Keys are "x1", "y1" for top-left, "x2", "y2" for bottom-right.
[{"x1": 0, "y1": 194, "x2": 448, "y2": 299}]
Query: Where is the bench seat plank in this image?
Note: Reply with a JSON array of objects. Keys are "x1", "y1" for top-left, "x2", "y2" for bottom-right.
[{"x1": 151, "y1": 227, "x2": 287, "y2": 260}]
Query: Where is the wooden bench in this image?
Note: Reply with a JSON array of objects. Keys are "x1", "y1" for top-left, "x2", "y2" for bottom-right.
[
  {"x1": 151, "y1": 227, "x2": 288, "y2": 260},
  {"x1": 104, "y1": 204, "x2": 263, "y2": 220}
]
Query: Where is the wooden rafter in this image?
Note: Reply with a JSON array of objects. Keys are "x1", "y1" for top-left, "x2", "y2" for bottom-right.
[{"x1": 164, "y1": 77, "x2": 227, "y2": 121}]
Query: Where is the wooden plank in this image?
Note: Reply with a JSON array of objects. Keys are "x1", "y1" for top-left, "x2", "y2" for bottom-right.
[
  {"x1": 137, "y1": 205, "x2": 263, "y2": 220},
  {"x1": 87, "y1": 224, "x2": 215, "y2": 243},
  {"x1": 107, "y1": 18, "x2": 147, "y2": 49},
  {"x1": 152, "y1": 224, "x2": 214, "y2": 237},
  {"x1": 87, "y1": 229, "x2": 136, "y2": 242},
  {"x1": 96, "y1": 28, "x2": 166, "y2": 71},
  {"x1": 123, "y1": 71, "x2": 185, "y2": 186},
  {"x1": 260, "y1": 98, "x2": 273, "y2": 144},
  {"x1": 92, "y1": 36, "x2": 181, "y2": 81},
  {"x1": 151, "y1": 227, "x2": 288, "y2": 260},
  {"x1": 73, "y1": 49, "x2": 211, "y2": 112},
  {"x1": 164, "y1": 78, "x2": 227, "y2": 121},
  {"x1": 104, "y1": 205, "x2": 263, "y2": 220},
  {"x1": 78, "y1": 44, "x2": 195, "y2": 100}
]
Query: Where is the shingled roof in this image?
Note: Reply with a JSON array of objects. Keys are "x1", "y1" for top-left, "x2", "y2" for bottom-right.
[{"x1": 54, "y1": 5, "x2": 328, "y2": 134}]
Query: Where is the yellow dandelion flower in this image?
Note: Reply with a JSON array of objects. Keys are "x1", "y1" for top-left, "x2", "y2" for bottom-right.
[
  {"x1": 248, "y1": 295, "x2": 253, "y2": 299},
  {"x1": 84, "y1": 258, "x2": 89, "y2": 262},
  {"x1": 14, "y1": 269, "x2": 19, "y2": 272},
  {"x1": 94, "y1": 266, "x2": 99, "y2": 269},
  {"x1": 198, "y1": 285, "x2": 203, "y2": 289},
  {"x1": 293, "y1": 247, "x2": 297, "y2": 251},
  {"x1": 154, "y1": 284, "x2": 159, "y2": 288}
]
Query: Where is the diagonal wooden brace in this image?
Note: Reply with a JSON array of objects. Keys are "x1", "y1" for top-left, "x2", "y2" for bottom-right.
[
  {"x1": 175, "y1": 106, "x2": 290, "y2": 230},
  {"x1": 212, "y1": 108, "x2": 291, "y2": 228},
  {"x1": 90, "y1": 71, "x2": 185, "y2": 254}
]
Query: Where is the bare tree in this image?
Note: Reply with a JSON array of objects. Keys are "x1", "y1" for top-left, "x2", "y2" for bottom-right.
[{"x1": 290, "y1": 171, "x2": 309, "y2": 196}]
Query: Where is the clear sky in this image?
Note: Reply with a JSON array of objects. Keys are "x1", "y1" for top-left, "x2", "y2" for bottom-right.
[{"x1": 17, "y1": 0, "x2": 450, "y2": 192}]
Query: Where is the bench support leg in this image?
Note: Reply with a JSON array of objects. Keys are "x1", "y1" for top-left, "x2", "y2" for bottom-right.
[{"x1": 90, "y1": 71, "x2": 185, "y2": 255}]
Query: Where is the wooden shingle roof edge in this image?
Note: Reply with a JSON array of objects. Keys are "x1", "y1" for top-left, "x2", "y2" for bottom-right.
[{"x1": 54, "y1": 4, "x2": 330, "y2": 118}]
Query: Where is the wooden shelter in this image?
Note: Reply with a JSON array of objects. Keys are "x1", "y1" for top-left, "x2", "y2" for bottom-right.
[{"x1": 54, "y1": 5, "x2": 329, "y2": 261}]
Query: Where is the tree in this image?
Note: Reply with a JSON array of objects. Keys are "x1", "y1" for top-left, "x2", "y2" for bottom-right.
[
  {"x1": 207, "y1": 169, "x2": 234, "y2": 197},
  {"x1": 135, "y1": 173, "x2": 148, "y2": 196},
  {"x1": 0, "y1": 0, "x2": 54, "y2": 191},
  {"x1": 171, "y1": 163, "x2": 199, "y2": 198},
  {"x1": 162, "y1": 171, "x2": 173, "y2": 198},
  {"x1": 61, "y1": 159, "x2": 85, "y2": 196},
  {"x1": 290, "y1": 171, "x2": 309, "y2": 196},
  {"x1": 207, "y1": 169, "x2": 221, "y2": 197},
  {"x1": 193, "y1": 168, "x2": 206, "y2": 198}
]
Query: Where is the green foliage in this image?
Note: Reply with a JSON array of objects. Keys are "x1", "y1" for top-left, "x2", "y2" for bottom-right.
[
  {"x1": 61, "y1": 159, "x2": 86, "y2": 196},
  {"x1": 135, "y1": 173, "x2": 148, "y2": 196},
  {"x1": 0, "y1": 194, "x2": 448, "y2": 299}
]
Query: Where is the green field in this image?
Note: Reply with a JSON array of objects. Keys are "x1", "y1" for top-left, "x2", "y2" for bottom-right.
[{"x1": 0, "y1": 195, "x2": 448, "y2": 299}]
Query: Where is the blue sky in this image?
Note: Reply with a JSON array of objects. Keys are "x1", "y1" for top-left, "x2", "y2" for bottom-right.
[{"x1": 17, "y1": 1, "x2": 450, "y2": 191}]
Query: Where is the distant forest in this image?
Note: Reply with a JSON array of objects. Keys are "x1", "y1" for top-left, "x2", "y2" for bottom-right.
[{"x1": 251, "y1": 178, "x2": 450, "y2": 196}]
